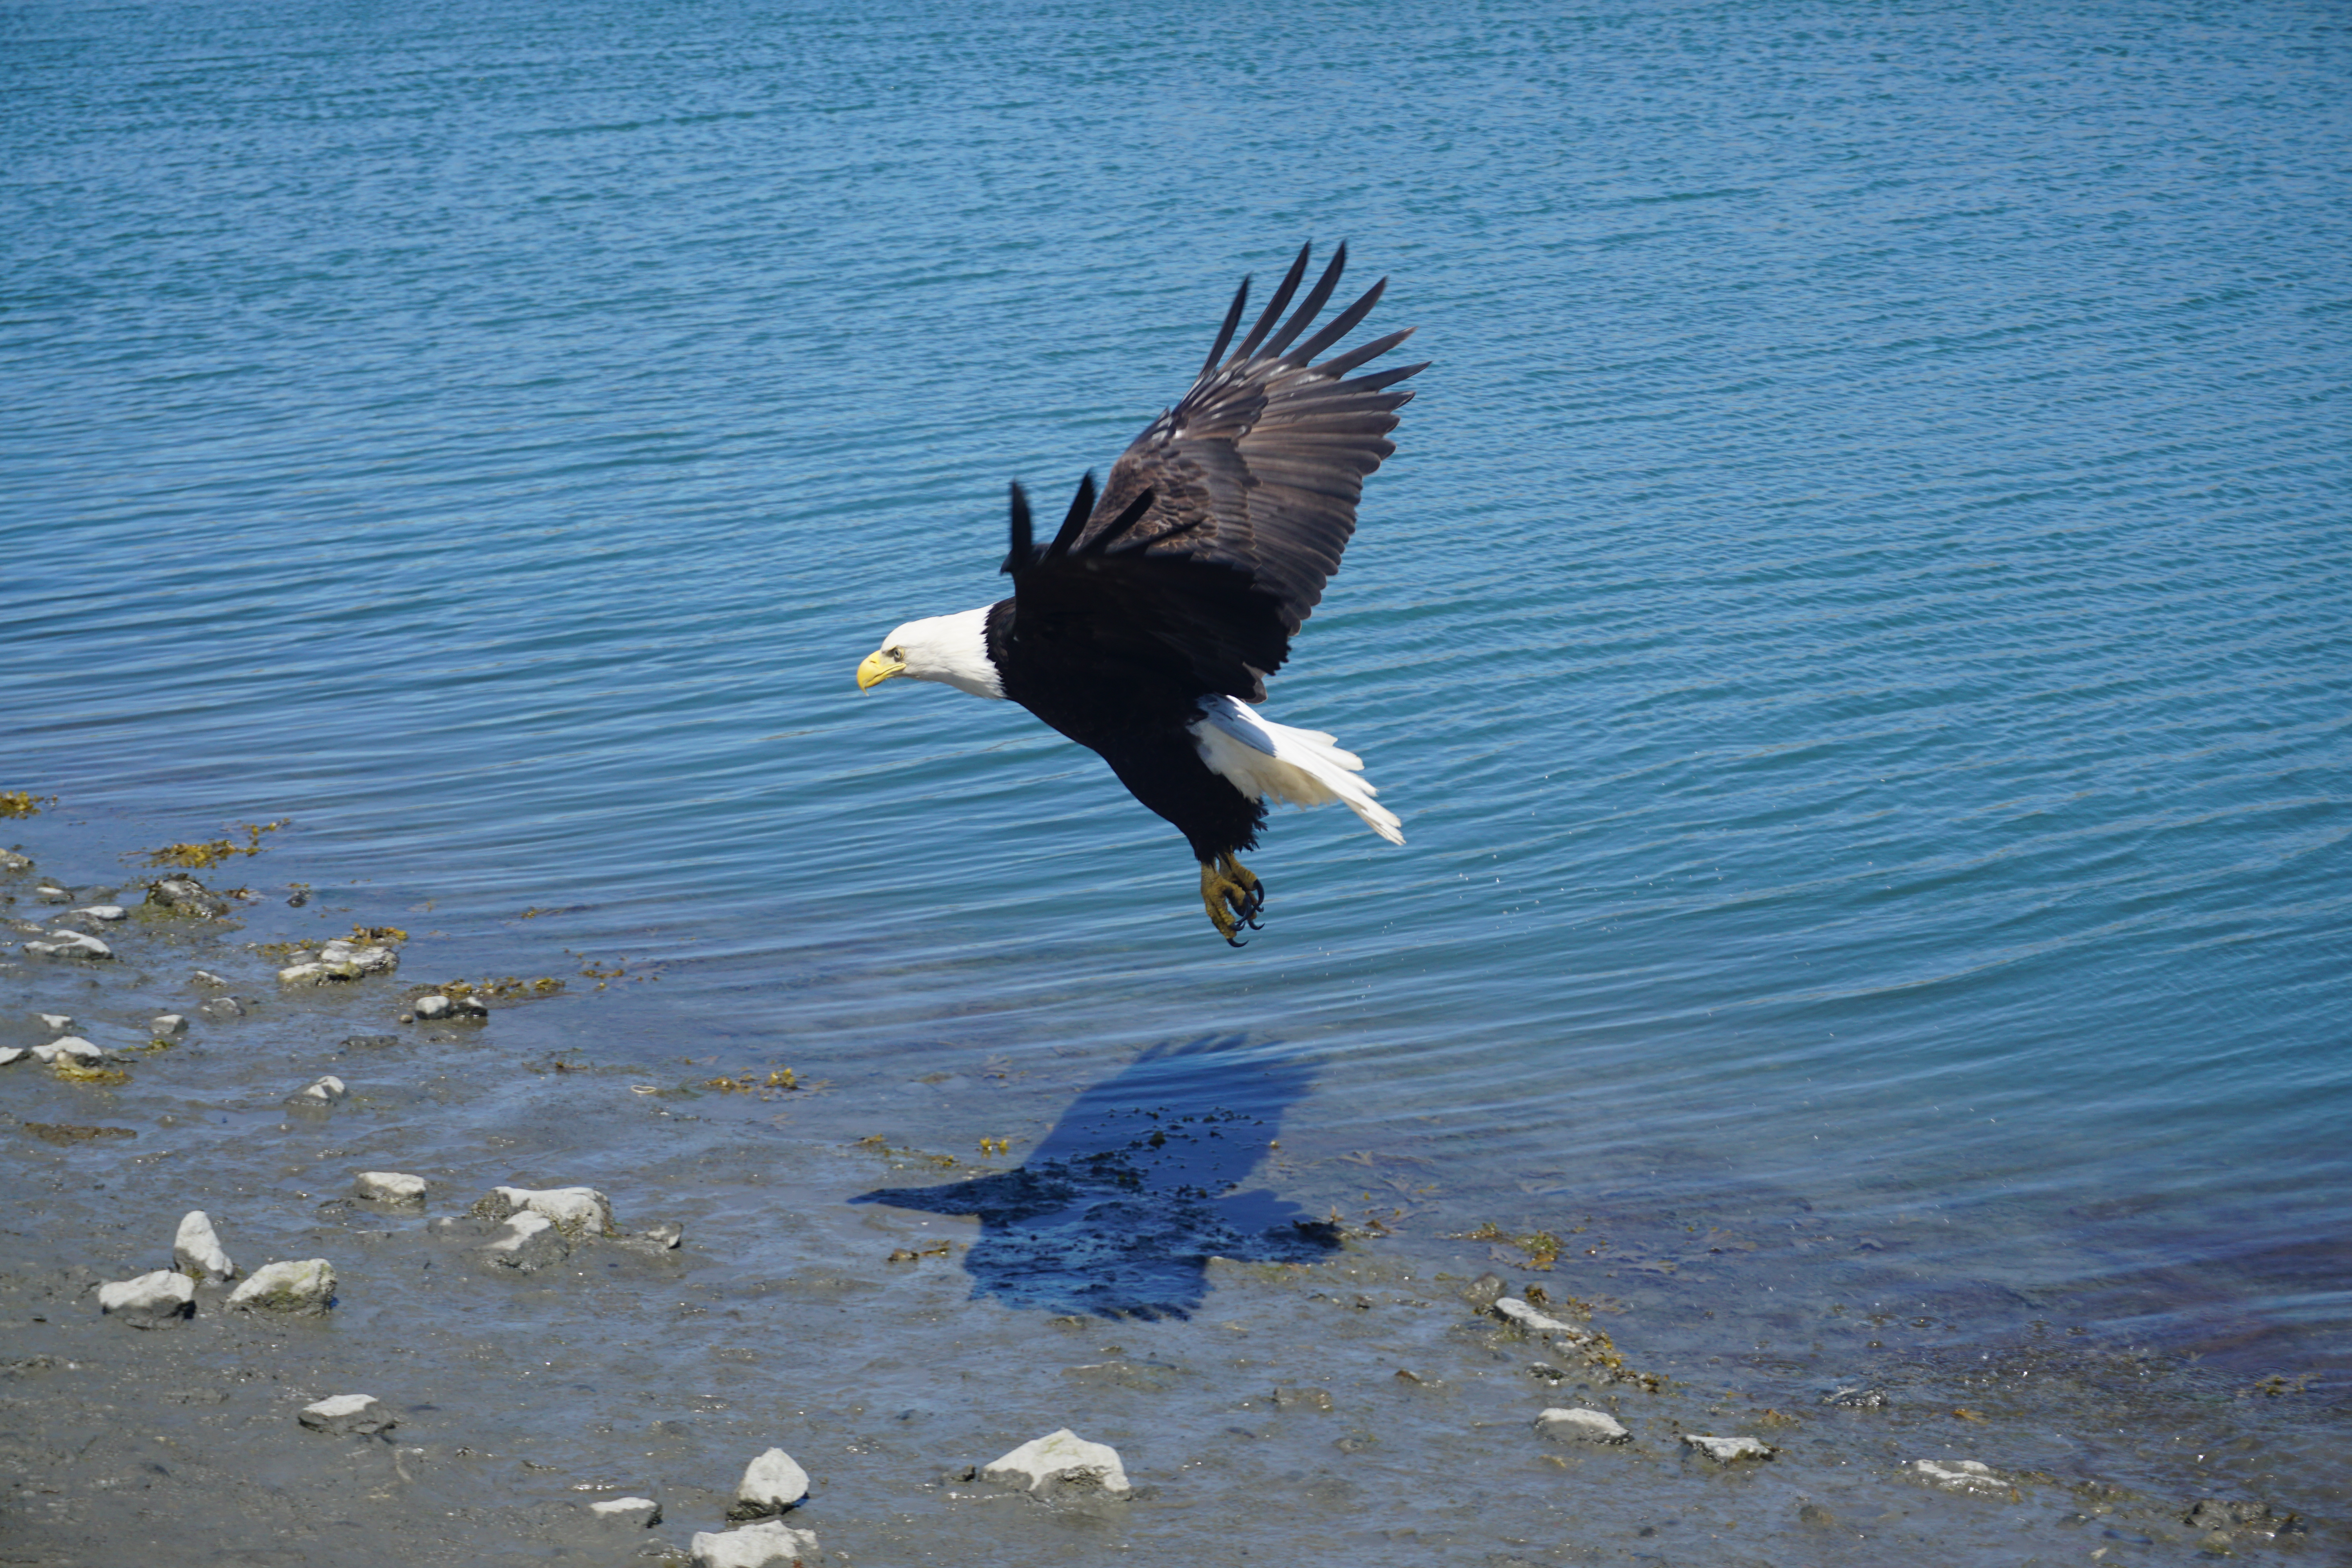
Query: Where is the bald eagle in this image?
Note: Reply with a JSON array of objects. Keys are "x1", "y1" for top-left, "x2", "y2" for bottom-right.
[{"x1": 857, "y1": 242, "x2": 1425, "y2": 944}]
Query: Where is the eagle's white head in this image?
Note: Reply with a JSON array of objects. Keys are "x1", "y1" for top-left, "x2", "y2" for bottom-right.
[{"x1": 855, "y1": 605, "x2": 1005, "y2": 700}]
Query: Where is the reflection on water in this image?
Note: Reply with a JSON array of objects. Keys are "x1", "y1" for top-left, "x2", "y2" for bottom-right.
[{"x1": 855, "y1": 1038, "x2": 1337, "y2": 1318}]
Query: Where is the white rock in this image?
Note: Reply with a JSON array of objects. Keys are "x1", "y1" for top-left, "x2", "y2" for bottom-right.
[
  {"x1": 31, "y1": 1037, "x2": 103, "y2": 1065},
  {"x1": 36, "y1": 885, "x2": 69, "y2": 901},
  {"x1": 476, "y1": 1184, "x2": 614, "y2": 1237},
  {"x1": 589, "y1": 1495, "x2": 661, "y2": 1526},
  {"x1": 354, "y1": 1171, "x2": 428, "y2": 1206},
  {"x1": 295, "y1": 1075, "x2": 347, "y2": 1103},
  {"x1": 728, "y1": 1448, "x2": 810, "y2": 1518},
  {"x1": 412, "y1": 994, "x2": 451, "y2": 1019},
  {"x1": 980, "y1": 1428, "x2": 1132, "y2": 1498},
  {"x1": 192, "y1": 969, "x2": 229, "y2": 988},
  {"x1": 1491, "y1": 1295, "x2": 1599, "y2": 1344},
  {"x1": 279, "y1": 942, "x2": 397, "y2": 985},
  {"x1": 690, "y1": 1520, "x2": 821, "y2": 1568},
  {"x1": 0, "y1": 1047, "x2": 24, "y2": 1067},
  {"x1": 1683, "y1": 1433, "x2": 1775, "y2": 1463},
  {"x1": 173, "y1": 1210, "x2": 238, "y2": 1283},
  {"x1": 151, "y1": 1014, "x2": 189, "y2": 1038},
  {"x1": 299, "y1": 1394, "x2": 396, "y2": 1435},
  {"x1": 73, "y1": 905, "x2": 126, "y2": 922},
  {"x1": 0, "y1": 849, "x2": 29, "y2": 872},
  {"x1": 36, "y1": 1013, "x2": 71, "y2": 1030},
  {"x1": 227, "y1": 1258, "x2": 336, "y2": 1314},
  {"x1": 200, "y1": 995, "x2": 244, "y2": 1019},
  {"x1": 25, "y1": 931, "x2": 111, "y2": 961},
  {"x1": 98, "y1": 1269, "x2": 196, "y2": 1327},
  {"x1": 483, "y1": 1211, "x2": 570, "y2": 1272},
  {"x1": 1909, "y1": 1458, "x2": 2013, "y2": 1497},
  {"x1": 1536, "y1": 1407, "x2": 1631, "y2": 1444}
]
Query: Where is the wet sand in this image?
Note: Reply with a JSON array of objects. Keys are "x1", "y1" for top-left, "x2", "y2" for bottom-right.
[{"x1": 2, "y1": 838, "x2": 2344, "y2": 1566}]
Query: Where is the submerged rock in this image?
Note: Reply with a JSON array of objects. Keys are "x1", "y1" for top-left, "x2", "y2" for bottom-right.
[
  {"x1": 1822, "y1": 1384, "x2": 1890, "y2": 1408},
  {"x1": 471, "y1": 1184, "x2": 614, "y2": 1238},
  {"x1": 2184, "y1": 1498, "x2": 2296, "y2": 1539},
  {"x1": 36, "y1": 1012, "x2": 72, "y2": 1031},
  {"x1": 71, "y1": 904, "x2": 126, "y2": 923},
  {"x1": 25, "y1": 931, "x2": 112, "y2": 962},
  {"x1": 299, "y1": 1394, "x2": 396, "y2": 1435},
  {"x1": 1460, "y1": 1271, "x2": 1509, "y2": 1309},
  {"x1": 1684, "y1": 1434, "x2": 1776, "y2": 1464},
  {"x1": 151, "y1": 1013, "x2": 189, "y2": 1038},
  {"x1": 1907, "y1": 1458, "x2": 2012, "y2": 1497},
  {"x1": 690, "y1": 1520, "x2": 820, "y2": 1568},
  {"x1": 173, "y1": 1210, "x2": 238, "y2": 1283},
  {"x1": 292, "y1": 1075, "x2": 347, "y2": 1105},
  {"x1": 980, "y1": 1428, "x2": 1132, "y2": 1499},
  {"x1": 1490, "y1": 1295, "x2": 1599, "y2": 1345},
  {"x1": 0, "y1": 849, "x2": 29, "y2": 872},
  {"x1": 148, "y1": 877, "x2": 229, "y2": 917},
  {"x1": 1536, "y1": 1407, "x2": 1631, "y2": 1444},
  {"x1": 354, "y1": 1171, "x2": 428, "y2": 1207},
  {"x1": 227, "y1": 1258, "x2": 336, "y2": 1315},
  {"x1": 412, "y1": 995, "x2": 451, "y2": 1020},
  {"x1": 726, "y1": 1447, "x2": 811, "y2": 1519},
  {"x1": 483, "y1": 1211, "x2": 570, "y2": 1272},
  {"x1": 32, "y1": 1037, "x2": 104, "y2": 1065},
  {"x1": 98, "y1": 1270, "x2": 196, "y2": 1327},
  {"x1": 200, "y1": 995, "x2": 246, "y2": 1020},
  {"x1": 588, "y1": 1496, "x2": 661, "y2": 1527}
]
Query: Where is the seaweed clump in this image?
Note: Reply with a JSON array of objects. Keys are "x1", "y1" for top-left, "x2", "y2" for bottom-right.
[{"x1": 140, "y1": 819, "x2": 287, "y2": 868}]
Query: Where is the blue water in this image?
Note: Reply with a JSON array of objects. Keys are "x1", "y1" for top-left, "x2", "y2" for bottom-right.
[{"x1": 6, "y1": 0, "x2": 2350, "y2": 1372}]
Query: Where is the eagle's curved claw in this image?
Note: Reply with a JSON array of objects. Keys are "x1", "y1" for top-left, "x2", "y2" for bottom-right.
[{"x1": 1200, "y1": 854, "x2": 1266, "y2": 945}]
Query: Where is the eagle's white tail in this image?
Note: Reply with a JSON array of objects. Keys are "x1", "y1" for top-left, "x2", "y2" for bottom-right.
[{"x1": 1187, "y1": 695, "x2": 1405, "y2": 846}]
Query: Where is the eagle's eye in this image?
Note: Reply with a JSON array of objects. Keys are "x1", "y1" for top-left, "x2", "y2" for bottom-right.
[{"x1": 887, "y1": 647, "x2": 903, "y2": 660}]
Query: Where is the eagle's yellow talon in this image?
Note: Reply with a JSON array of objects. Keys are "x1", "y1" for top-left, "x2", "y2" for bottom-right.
[{"x1": 1200, "y1": 855, "x2": 1266, "y2": 945}]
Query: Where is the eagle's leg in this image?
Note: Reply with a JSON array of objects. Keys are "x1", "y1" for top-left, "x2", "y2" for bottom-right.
[{"x1": 1199, "y1": 853, "x2": 1267, "y2": 946}]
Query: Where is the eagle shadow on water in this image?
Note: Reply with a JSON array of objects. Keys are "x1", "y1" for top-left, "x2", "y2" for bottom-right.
[{"x1": 850, "y1": 1036, "x2": 1338, "y2": 1320}]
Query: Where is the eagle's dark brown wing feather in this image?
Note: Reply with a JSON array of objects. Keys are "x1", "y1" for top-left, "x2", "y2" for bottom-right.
[{"x1": 1005, "y1": 243, "x2": 1425, "y2": 703}]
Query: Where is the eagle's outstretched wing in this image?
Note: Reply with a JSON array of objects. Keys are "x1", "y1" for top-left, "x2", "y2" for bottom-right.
[{"x1": 1003, "y1": 243, "x2": 1425, "y2": 702}]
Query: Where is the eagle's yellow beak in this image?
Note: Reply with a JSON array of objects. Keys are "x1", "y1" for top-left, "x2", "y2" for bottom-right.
[{"x1": 856, "y1": 649, "x2": 906, "y2": 691}]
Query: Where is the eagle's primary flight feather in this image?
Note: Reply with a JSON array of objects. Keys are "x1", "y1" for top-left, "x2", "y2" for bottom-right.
[{"x1": 857, "y1": 242, "x2": 1425, "y2": 944}]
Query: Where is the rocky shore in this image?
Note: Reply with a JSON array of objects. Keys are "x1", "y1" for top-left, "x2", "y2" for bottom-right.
[{"x1": 1, "y1": 830, "x2": 2340, "y2": 1566}]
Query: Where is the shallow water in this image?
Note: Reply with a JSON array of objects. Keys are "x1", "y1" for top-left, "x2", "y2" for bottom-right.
[{"x1": 5, "y1": 0, "x2": 2350, "y2": 1491}]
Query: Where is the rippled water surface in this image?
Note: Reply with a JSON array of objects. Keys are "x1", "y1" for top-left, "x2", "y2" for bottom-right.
[{"x1": 7, "y1": 0, "x2": 2350, "y2": 1383}]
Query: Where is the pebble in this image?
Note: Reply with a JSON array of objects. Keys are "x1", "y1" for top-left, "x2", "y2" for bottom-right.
[
  {"x1": 32, "y1": 1037, "x2": 105, "y2": 1065},
  {"x1": 98, "y1": 1269, "x2": 196, "y2": 1327},
  {"x1": 36, "y1": 1013, "x2": 72, "y2": 1031},
  {"x1": 1536, "y1": 1407, "x2": 1631, "y2": 1444},
  {"x1": 1683, "y1": 1434, "x2": 1776, "y2": 1464},
  {"x1": 980, "y1": 1428, "x2": 1132, "y2": 1499},
  {"x1": 148, "y1": 877, "x2": 229, "y2": 917},
  {"x1": 483, "y1": 1211, "x2": 570, "y2": 1273},
  {"x1": 0, "y1": 1047, "x2": 24, "y2": 1067},
  {"x1": 173, "y1": 1210, "x2": 238, "y2": 1283},
  {"x1": 36, "y1": 885, "x2": 70, "y2": 902},
  {"x1": 473, "y1": 1184, "x2": 615, "y2": 1238},
  {"x1": 1272, "y1": 1386, "x2": 1334, "y2": 1412},
  {"x1": 72, "y1": 905, "x2": 126, "y2": 922},
  {"x1": 636, "y1": 1222, "x2": 685, "y2": 1250},
  {"x1": 299, "y1": 1394, "x2": 397, "y2": 1435},
  {"x1": 690, "y1": 1520, "x2": 821, "y2": 1568},
  {"x1": 226, "y1": 1258, "x2": 337, "y2": 1314},
  {"x1": 294, "y1": 1075, "x2": 348, "y2": 1104},
  {"x1": 25, "y1": 930, "x2": 113, "y2": 962},
  {"x1": 727, "y1": 1448, "x2": 811, "y2": 1519},
  {"x1": 588, "y1": 1496, "x2": 662, "y2": 1527},
  {"x1": 151, "y1": 1013, "x2": 190, "y2": 1038},
  {"x1": 412, "y1": 995, "x2": 451, "y2": 1020},
  {"x1": 1907, "y1": 1457, "x2": 2011, "y2": 1496},
  {"x1": 0, "y1": 849, "x2": 29, "y2": 872},
  {"x1": 200, "y1": 995, "x2": 246, "y2": 1020},
  {"x1": 192, "y1": 969, "x2": 229, "y2": 987},
  {"x1": 354, "y1": 1171, "x2": 428, "y2": 1207},
  {"x1": 2184, "y1": 1499, "x2": 2292, "y2": 1537}
]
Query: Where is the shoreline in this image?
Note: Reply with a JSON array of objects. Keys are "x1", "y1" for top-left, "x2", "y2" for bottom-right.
[{"x1": 1, "y1": 817, "x2": 2343, "y2": 1564}]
